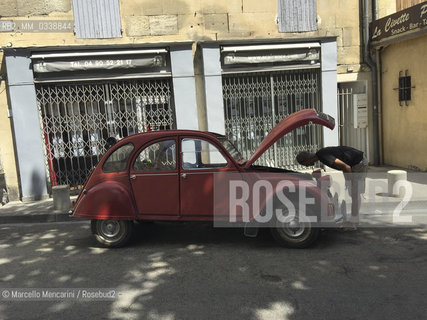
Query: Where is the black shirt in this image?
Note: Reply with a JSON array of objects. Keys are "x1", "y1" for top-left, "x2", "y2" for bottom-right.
[{"x1": 316, "y1": 146, "x2": 363, "y2": 169}]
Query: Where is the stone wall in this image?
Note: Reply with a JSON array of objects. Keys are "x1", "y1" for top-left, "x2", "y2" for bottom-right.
[{"x1": 0, "y1": 0, "x2": 363, "y2": 66}]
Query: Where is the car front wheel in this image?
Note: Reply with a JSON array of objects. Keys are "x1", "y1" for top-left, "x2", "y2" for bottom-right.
[
  {"x1": 91, "y1": 219, "x2": 133, "y2": 248},
  {"x1": 270, "y1": 216, "x2": 320, "y2": 248}
]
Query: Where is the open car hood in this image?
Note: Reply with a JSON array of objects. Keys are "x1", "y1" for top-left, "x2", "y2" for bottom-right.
[{"x1": 243, "y1": 109, "x2": 335, "y2": 169}]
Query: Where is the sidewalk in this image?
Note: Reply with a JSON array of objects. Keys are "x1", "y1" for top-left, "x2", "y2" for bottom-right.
[
  {"x1": 0, "y1": 166, "x2": 426, "y2": 225},
  {"x1": 325, "y1": 165, "x2": 427, "y2": 227},
  {"x1": 0, "y1": 196, "x2": 79, "y2": 224}
]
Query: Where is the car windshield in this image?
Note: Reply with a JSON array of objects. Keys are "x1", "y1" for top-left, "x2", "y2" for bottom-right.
[{"x1": 217, "y1": 137, "x2": 245, "y2": 163}]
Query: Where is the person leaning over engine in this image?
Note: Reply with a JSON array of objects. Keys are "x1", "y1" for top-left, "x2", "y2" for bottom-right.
[{"x1": 296, "y1": 146, "x2": 368, "y2": 227}]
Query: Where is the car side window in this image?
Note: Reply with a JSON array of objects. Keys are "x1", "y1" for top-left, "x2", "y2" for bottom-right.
[
  {"x1": 133, "y1": 140, "x2": 176, "y2": 171},
  {"x1": 102, "y1": 143, "x2": 134, "y2": 173},
  {"x1": 181, "y1": 138, "x2": 228, "y2": 169}
]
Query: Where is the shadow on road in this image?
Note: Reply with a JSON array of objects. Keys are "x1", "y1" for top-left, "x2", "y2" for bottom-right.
[{"x1": 0, "y1": 222, "x2": 426, "y2": 319}]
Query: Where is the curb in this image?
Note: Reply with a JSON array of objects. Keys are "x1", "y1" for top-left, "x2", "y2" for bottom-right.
[{"x1": 0, "y1": 212, "x2": 81, "y2": 225}]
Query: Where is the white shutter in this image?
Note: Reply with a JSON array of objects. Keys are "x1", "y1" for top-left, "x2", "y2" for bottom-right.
[
  {"x1": 73, "y1": 0, "x2": 122, "y2": 39},
  {"x1": 278, "y1": 0, "x2": 317, "y2": 32}
]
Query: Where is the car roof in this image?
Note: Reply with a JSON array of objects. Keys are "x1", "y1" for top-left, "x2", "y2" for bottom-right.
[{"x1": 116, "y1": 130, "x2": 226, "y2": 146}]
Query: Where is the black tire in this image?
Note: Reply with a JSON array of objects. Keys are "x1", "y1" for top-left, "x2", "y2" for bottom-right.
[
  {"x1": 270, "y1": 216, "x2": 320, "y2": 249},
  {"x1": 91, "y1": 219, "x2": 133, "y2": 248}
]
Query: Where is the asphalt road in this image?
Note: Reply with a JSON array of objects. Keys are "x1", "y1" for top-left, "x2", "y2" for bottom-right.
[{"x1": 0, "y1": 221, "x2": 426, "y2": 320}]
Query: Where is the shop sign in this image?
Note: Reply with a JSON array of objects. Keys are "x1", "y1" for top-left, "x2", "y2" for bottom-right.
[
  {"x1": 33, "y1": 56, "x2": 165, "y2": 73},
  {"x1": 370, "y1": 2, "x2": 427, "y2": 42}
]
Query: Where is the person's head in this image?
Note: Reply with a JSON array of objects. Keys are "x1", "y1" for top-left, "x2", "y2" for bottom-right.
[
  {"x1": 106, "y1": 137, "x2": 117, "y2": 149},
  {"x1": 296, "y1": 151, "x2": 317, "y2": 166}
]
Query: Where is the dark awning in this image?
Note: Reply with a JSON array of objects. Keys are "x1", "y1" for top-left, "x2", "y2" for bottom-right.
[{"x1": 31, "y1": 48, "x2": 171, "y2": 82}]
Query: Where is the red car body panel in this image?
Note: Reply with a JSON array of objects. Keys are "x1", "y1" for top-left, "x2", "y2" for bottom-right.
[
  {"x1": 212, "y1": 171, "x2": 334, "y2": 223},
  {"x1": 129, "y1": 136, "x2": 180, "y2": 216},
  {"x1": 72, "y1": 109, "x2": 335, "y2": 222},
  {"x1": 130, "y1": 171, "x2": 180, "y2": 216},
  {"x1": 73, "y1": 175, "x2": 137, "y2": 220}
]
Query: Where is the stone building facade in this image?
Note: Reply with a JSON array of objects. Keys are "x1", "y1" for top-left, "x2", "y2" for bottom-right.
[{"x1": 0, "y1": 0, "x2": 374, "y2": 200}]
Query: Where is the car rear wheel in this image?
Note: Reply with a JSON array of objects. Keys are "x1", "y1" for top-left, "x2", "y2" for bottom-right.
[
  {"x1": 270, "y1": 215, "x2": 320, "y2": 248},
  {"x1": 91, "y1": 219, "x2": 133, "y2": 248}
]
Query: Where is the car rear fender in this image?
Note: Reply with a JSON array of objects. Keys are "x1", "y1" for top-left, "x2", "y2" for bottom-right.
[{"x1": 73, "y1": 178, "x2": 137, "y2": 220}]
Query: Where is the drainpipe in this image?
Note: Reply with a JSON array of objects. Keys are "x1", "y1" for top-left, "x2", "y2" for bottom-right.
[
  {"x1": 372, "y1": 0, "x2": 378, "y2": 19},
  {"x1": 363, "y1": 0, "x2": 379, "y2": 165}
]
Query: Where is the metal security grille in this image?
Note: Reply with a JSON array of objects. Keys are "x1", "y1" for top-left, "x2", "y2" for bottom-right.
[
  {"x1": 36, "y1": 78, "x2": 175, "y2": 190},
  {"x1": 223, "y1": 70, "x2": 321, "y2": 170}
]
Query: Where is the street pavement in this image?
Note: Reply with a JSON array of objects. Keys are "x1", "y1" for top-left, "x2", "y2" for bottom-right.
[
  {"x1": 0, "y1": 166, "x2": 426, "y2": 319},
  {"x1": 0, "y1": 221, "x2": 426, "y2": 320}
]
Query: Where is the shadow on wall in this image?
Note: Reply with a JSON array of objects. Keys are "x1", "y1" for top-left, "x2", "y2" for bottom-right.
[
  {"x1": 30, "y1": 170, "x2": 47, "y2": 201},
  {"x1": 0, "y1": 172, "x2": 7, "y2": 204}
]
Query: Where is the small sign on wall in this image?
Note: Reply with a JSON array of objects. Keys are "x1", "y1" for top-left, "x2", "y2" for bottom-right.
[{"x1": 353, "y1": 94, "x2": 368, "y2": 129}]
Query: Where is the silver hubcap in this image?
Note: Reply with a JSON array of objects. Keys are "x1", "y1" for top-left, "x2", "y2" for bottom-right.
[
  {"x1": 100, "y1": 220, "x2": 120, "y2": 238},
  {"x1": 281, "y1": 219, "x2": 306, "y2": 238}
]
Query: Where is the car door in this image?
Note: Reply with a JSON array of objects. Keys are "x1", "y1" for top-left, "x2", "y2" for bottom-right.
[
  {"x1": 179, "y1": 137, "x2": 238, "y2": 218},
  {"x1": 130, "y1": 138, "x2": 179, "y2": 217}
]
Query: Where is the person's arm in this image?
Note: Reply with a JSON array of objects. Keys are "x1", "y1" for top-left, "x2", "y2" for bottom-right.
[{"x1": 333, "y1": 158, "x2": 352, "y2": 173}]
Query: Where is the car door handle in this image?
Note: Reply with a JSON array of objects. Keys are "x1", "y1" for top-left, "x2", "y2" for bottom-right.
[
  {"x1": 181, "y1": 173, "x2": 187, "y2": 179},
  {"x1": 130, "y1": 174, "x2": 136, "y2": 180}
]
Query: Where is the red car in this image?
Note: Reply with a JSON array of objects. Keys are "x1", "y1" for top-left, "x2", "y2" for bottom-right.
[{"x1": 71, "y1": 109, "x2": 336, "y2": 248}]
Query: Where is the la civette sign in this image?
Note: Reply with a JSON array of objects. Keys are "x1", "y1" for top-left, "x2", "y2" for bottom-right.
[{"x1": 370, "y1": 1, "x2": 427, "y2": 42}]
